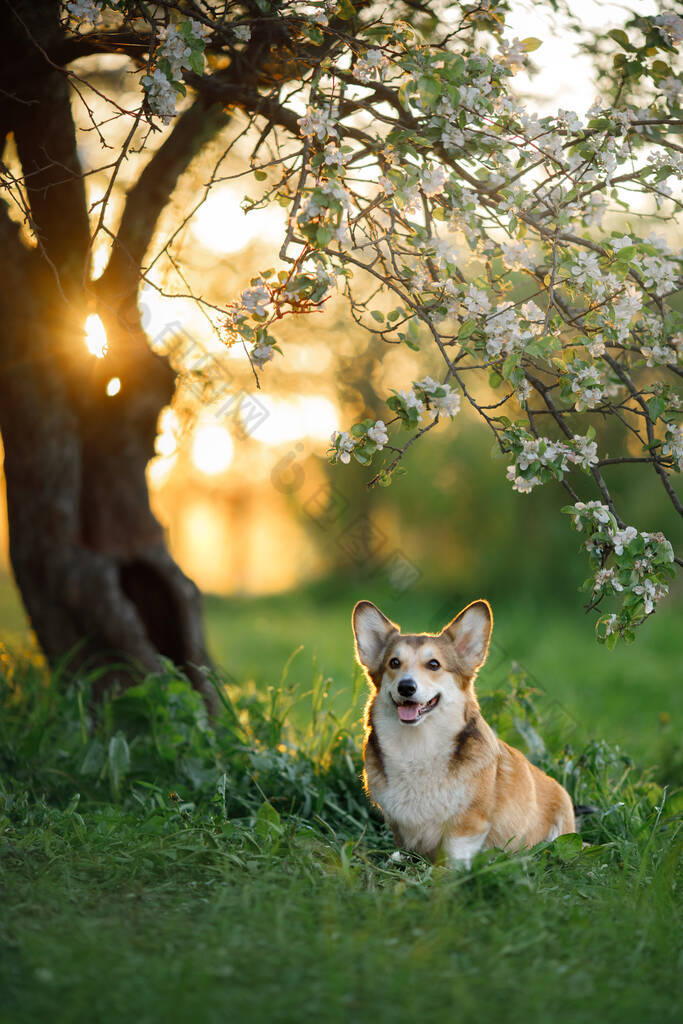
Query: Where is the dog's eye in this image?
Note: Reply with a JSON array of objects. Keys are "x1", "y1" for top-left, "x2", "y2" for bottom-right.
[
  {"x1": 426, "y1": 659, "x2": 440, "y2": 671},
  {"x1": 389, "y1": 657, "x2": 400, "y2": 669}
]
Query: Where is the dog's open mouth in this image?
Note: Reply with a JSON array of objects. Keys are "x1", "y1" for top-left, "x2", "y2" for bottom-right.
[{"x1": 392, "y1": 693, "x2": 440, "y2": 723}]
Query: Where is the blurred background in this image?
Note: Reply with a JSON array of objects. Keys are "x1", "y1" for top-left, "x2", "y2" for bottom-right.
[{"x1": 0, "y1": 0, "x2": 679, "y2": 773}]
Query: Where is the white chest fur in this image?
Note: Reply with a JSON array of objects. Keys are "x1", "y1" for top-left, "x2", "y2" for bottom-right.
[{"x1": 371, "y1": 710, "x2": 472, "y2": 856}]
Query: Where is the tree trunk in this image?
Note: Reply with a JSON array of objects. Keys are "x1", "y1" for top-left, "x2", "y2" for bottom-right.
[
  {"x1": 0, "y1": 0, "x2": 223, "y2": 711},
  {"x1": 0, "y1": 254, "x2": 218, "y2": 711}
]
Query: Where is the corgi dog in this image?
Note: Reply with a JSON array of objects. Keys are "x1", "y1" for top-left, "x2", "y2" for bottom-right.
[{"x1": 353, "y1": 599, "x2": 575, "y2": 866}]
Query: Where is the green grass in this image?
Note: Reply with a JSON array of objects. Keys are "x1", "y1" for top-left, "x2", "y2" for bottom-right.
[
  {"x1": 205, "y1": 576, "x2": 682, "y2": 771},
  {"x1": 0, "y1": 650, "x2": 681, "y2": 1024},
  {"x1": 2, "y1": 568, "x2": 680, "y2": 767}
]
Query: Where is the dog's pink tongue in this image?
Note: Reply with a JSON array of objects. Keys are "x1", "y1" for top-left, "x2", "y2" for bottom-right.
[{"x1": 398, "y1": 703, "x2": 420, "y2": 722}]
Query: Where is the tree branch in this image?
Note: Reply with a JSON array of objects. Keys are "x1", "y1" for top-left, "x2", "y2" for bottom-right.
[
  {"x1": 7, "y1": 53, "x2": 90, "y2": 295},
  {"x1": 100, "y1": 95, "x2": 229, "y2": 297}
]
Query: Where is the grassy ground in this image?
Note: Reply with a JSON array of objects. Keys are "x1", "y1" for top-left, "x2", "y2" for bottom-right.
[
  {"x1": 2, "y1": 569, "x2": 680, "y2": 768},
  {"x1": 0, "y1": 642, "x2": 681, "y2": 1024},
  {"x1": 204, "y1": 576, "x2": 682, "y2": 773}
]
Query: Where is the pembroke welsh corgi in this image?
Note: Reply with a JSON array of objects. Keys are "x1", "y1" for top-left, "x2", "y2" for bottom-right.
[{"x1": 353, "y1": 598, "x2": 575, "y2": 865}]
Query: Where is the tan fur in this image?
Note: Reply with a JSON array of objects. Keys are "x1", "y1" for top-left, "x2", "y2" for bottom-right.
[{"x1": 353, "y1": 599, "x2": 575, "y2": 866}]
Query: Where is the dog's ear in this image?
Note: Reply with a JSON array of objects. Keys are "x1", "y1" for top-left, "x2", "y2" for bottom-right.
[
  {"x1": 441, "y1": 600, "x2": 492, "y2": 677},
  {"x1": 352, "y1": 601, "x2": 399, "y2": 675}
]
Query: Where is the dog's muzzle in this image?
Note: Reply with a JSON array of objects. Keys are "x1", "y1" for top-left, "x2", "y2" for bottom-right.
[{"x1": 391, "y1": 693, "x2": 440, "y2": 723}]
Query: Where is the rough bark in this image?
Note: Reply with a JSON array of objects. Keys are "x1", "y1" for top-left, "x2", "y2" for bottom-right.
[{"x1": 0, "y1": 0, "x2": 227, "y2": 711}]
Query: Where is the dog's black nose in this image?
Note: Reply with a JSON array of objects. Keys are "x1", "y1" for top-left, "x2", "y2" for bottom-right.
[{"x1": 397, "y1": 678, "x2": 417, "y2": 698}]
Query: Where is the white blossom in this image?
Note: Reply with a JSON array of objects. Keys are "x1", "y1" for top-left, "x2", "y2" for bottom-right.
[
  {"x1": 463, "y1": 284, "x2": 491, "y2": 317},
  {"x1": 653, "y1": 12, "x2": 683, "y2": 44},
  {"x1": 434, "y1": 389, "x2": 461, "y2": 417},
  {"x1": 594, "y1": 568, "x2": 623, "y2": 593},
  {"x1": 251, "y1": 343, "x2": 274, "y2": 369},
  {"x1": 483, "y1": 304, "x2": 534, "y2": 359},
  {"x1": 569, "y1": 250, "x2": 602, "y2": 287},
  {"x1": 297, "y1": 105, "x2": 338, "y2": 142},
  {"x1": 603, "y1": 614, "x2": 619, "y2": 636},
  {"x1": 497, "y1": 37, "x2": 527, "y2": 72},
  {"x1": 398, "y1": 389, "x2": 425, "y2": 419},
  {"x1": 632, "y1": 579, "x2": 668, "y2": 615},
  {"x1": 571, "y1": 501, "x2": 612, "y2": 530},
  {"x1": 506, "y1": 465, "x2": 540, "y2": 493},
  {"x1": 583, "y1": 193, "x2": 606, "y2": 227},
  {"x1": 611, "y1": 526, "x2": 638, "y2": 555},
  {"x1": 659, "y1": 76, "x2": 682, "y2": 105},
  {"x1": 367, "y1": 420, "x2": 388, "y2": 448},
  {"x1": 557, "y1": 108, "x2": 583, "y2": 133},
  {"x1": 612, "y1": 286, "x2": 642, "y2": 340},
  {"x1": 421, "y1": 165, "x2": 448, "y2": 198},
  {"x1": 233, "y1": 24, "x2": 251, "y2": 42},
  {"x1": 241, "y1": 283, "x2": 271, "y2": 318},
  {"x1": 190, "y1": 19, "x2": 211, "y2": 40},
  {"x1": 500, "y1": 241, "x2": 533, "y2": 270},
  {"x1": 586, "y1": 334, "x2": 606, "y2": 357},
  {"x1": 66, "y1": 0, "x2": 103, "y2": 25},
  {"x1": 641, "y1": 341, "x2": 678, "y2": 367},
  {"x1": 568, "y1": 361, "x2": 605, "y2": 411},
  {"x1": 331, "y1": 430, "x2": 355, "y2": 464},
  {"x1": 635, "y1": 254, "x2": 678, "y2": 297},
  {"x1": 662, "y1": 423, "x2": 683, "y2": 470},
  {"x1": 612, "y1": 235, "x2": 633, "y2": 251},
  {"x1": 158, "y1": 24, "x2": 192, "y2": 78},
  {"x1": 323, "y1": 144, "x2": 345, "y2": 167},
  {"x1": 142, "y1": 69, "x2": 178, "y2": 124},
  {"x1": 355, "y1": 48, "x2": 390, "y2": 83},
  {"x1": 569, "y1": 434, "x2": 599, "y2": 470}
]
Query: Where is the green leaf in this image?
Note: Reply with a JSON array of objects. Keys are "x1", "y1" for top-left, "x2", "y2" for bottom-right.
[
  {"x1": 337, "y1": 0, "x2": 356, "y2": 19},
  {"x1": 502, "y1": 352, "x2": 521, "y2": 379},
  {"x1": 370, "y1": 310, "x2": 385, "y2": 323},
  {"x1": 647, "y1": 396, "x2": 666, "y2": 422},
  {"x1": 551, "y1": 832, "x2": 583, "y2": 858},
  {"x1": 254, "y1": 170, "x2": 268, "y2": 182},
  {"x1": 417, "y1": 75, "x2": 441, "y2": 109},
  {"x1": 613, "y1": 245, "x2": 638, "y2": 261},
  {"x1": 399, "y1": 334, "x2": 420, "y2": 351},
  {"x1": 255, "y1": 800, "x2": 281, "y2": 839},
  {"x1": 521, "y1": 37, "x2": 543, "y2": 52},
  {"x1": 80, "y1": 739, "x2": 105, "y2": 777},
  {"x1": 651, "y1": 60, "x2": 672, "y2": 80},
  {"x1": 108, "y1": 735, "x2": 130, "y2": 800},
  {"x1": 608, "y1": 28, "x2": 635, "y2": 51},
  {"x1": 189, "y1": 51, "x2": 204, "y2": 75}
]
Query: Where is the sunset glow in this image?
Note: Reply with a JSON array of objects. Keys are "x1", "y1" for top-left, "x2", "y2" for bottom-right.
[
  {"x1": 192, "y1": 423, "x2": 234, "y2": 475},
  {"x1": 85, "y1": 314, "x2": 108, "y2": 358},
  {"x1": 191, "y1": 186, "x2": 286, "y2": 255},
  {"x1": 251, "y1": 396, "x2": 339, "y2": 446}
]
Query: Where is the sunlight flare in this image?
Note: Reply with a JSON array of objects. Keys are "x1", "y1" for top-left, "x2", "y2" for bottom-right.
[
  {"x1": 84, "y1": 314, "x2": 108, "y2": 358},
  {"x1": 105, "y1": 377, "x2": 121, "y2": 396},
  {"x1": 192, "y1": 423, "x2": 234, "y2": 475},
  {"x1": 251, "y1": 395, "x2": 339, "y2": 445},
  {"x1": 191, "y1": 186, "x2": 286, "y2": 255}
]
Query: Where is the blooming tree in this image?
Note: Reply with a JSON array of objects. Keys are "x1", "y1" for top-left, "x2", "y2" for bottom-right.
[
  {"x1": 68, "y1": 1, "x2": 683, "y2": 644},
  {"x1": 1, "y1": 0, "x2": 680, "y2": 701}
]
